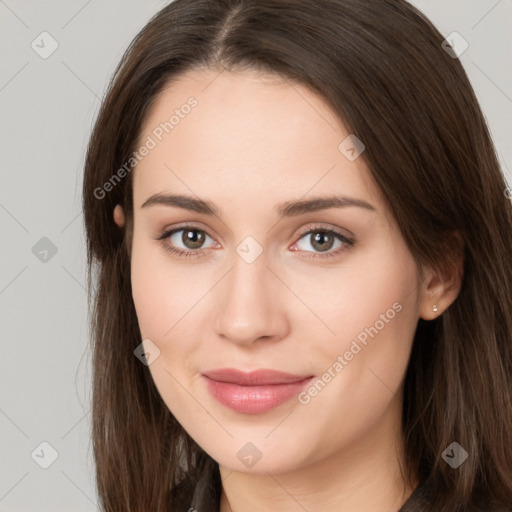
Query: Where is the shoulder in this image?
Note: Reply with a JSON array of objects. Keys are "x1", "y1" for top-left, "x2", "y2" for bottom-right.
[{"x1": 398, "y1": 479, "x2": 512, "y2": 512}]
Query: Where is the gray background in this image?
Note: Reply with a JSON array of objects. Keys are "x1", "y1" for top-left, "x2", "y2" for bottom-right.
[{"x1": 1, "y1": 1, "x2": 511, "y2": 510}]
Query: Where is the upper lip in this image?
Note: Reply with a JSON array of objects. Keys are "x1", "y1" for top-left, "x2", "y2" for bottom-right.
[{"x1": 202, "y1": 368, "x2": 313, "y2": 386}]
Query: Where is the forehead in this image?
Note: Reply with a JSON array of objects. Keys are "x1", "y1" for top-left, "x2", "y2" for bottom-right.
[{"x1": 131, "y1": 68, "x2": 386, "y2": 215}]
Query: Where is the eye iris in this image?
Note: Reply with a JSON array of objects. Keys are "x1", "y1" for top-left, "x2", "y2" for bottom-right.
[
  {"x1": 183, "y1": 229, "x2": 205, "y2": 249},
  {"x1": 176, "y1": 229, "x2": 337, "y2": 252},
  {"x1": 311, "y1": 231, "x2": 334, "y2": 252}
]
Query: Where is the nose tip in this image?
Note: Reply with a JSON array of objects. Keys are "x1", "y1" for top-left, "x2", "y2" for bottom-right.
[
  {"x1": 213, "y1": 252, "x2": 289, "y2": 347},
  {"x1": 218, "y1": 323, "x2": 273, "y2": 346}
]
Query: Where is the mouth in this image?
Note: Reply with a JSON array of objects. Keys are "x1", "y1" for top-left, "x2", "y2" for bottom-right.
[{"x1": 201, "y1": 368, "x2": 314, "y2": 414}]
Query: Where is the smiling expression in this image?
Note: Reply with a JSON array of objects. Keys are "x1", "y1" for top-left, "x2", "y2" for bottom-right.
[{"x1": 122, "y1": 67, "x2": 427, "y2": 474}]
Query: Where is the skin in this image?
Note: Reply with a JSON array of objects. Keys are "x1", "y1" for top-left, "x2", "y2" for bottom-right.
[{"x1": 113, "y1": 67, "x2": 462, "y2": 511}]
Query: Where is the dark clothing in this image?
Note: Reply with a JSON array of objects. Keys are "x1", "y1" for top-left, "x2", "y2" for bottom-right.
[{"x1": 170, "y1": 463, "x2": 511, "y2": 511}]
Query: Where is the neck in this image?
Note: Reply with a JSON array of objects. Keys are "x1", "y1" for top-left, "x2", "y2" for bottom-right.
[{"x1": 219, "y1": 394, "x2": 416, "y2": 512}]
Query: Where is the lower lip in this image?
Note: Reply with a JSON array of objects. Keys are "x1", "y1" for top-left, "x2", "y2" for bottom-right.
[{"x1": 203, "y1": 376, "x2": 313, "y2": 414}]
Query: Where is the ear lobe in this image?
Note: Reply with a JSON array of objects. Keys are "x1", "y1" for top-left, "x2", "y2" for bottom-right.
[
  {"x1": 419, "y1": 234, "x2": 464, "y2": 320},
  {"x1": 113, "y1": 204, "x2": 125, "y2": 228}
]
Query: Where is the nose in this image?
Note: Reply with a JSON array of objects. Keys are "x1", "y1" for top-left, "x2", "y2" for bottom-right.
[{"x1": 213, "y1": 250, "x2": 290, "y2": 347}]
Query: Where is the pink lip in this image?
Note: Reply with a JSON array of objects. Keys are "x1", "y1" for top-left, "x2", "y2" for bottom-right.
[{"x1": 202, "y1": 368, "x2": 314, "y2": 414}]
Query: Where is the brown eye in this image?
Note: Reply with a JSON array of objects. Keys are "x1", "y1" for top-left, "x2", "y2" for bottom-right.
[
  {"x1": 292, "y1": 226, "x2": 355, "y2": 259},
  {"x1": 158, "y1": 225, "x2": 217, "y2": 255},
  {"x1": 295, "y1": 229, "x2": 346, "y2": 253},
  {"x1": 181, "y1": 228, "x2": 206, "y2": 249},
  {"x1": 309, "y1": 231, "x2": 336, "y2": 252}
]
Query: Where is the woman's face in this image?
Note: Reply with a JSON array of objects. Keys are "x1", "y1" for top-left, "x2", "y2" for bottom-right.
[{"x1": 123, "y1": 68, "x2": 432, "y2": 474}]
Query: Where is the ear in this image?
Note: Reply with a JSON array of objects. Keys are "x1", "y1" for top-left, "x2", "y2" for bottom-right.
[
  {"x1": 418, "y1": 231, "x2": 464, "y2": 320},
  {"x1": 113, "y1": 204, "x2": 125, "y2": 228}
]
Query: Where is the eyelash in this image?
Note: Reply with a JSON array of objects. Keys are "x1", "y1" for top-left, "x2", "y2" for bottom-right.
[{"x1": 157, "y1": 222, "x2": 356, "y2": 260}]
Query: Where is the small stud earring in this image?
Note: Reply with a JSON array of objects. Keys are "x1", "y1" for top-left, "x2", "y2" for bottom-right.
[{"x1": 433, "y1": 304, "x2": 438, "y2": 312}]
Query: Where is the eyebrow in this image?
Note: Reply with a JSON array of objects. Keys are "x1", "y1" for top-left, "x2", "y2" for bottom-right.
[{"x1": 141, "y1": 193, "x2": 376, "y2": 218}]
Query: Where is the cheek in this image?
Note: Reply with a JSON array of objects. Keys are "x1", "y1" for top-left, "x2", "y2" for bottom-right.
[
  {"x1": 130, "y1": 232, "x2": 215, "y2": 363},
  {"x1": 288, "y1": 250, "x2": 419, "y2": 457},
  {"x1": 290, "y1": 241, "x2": 418, "y2": 352},
  {"x1": 130, "y1": 229, "x2": 189, "y2": 333},
  {"x1": 129, "y1": 237, "x2": 205, "y2": 413},
  {"x1": 295, "y1": 238, "x2": 420, "y2": 400},
  {"x1": 130, "y1": 238, "x2": 169, "y2": 340}
]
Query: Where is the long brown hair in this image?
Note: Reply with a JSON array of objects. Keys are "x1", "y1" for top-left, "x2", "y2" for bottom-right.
[{"x1": 82, "y1": 0, "x2": 512, "y2": 510}]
